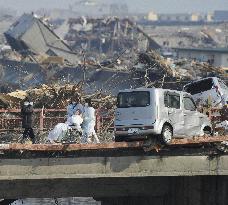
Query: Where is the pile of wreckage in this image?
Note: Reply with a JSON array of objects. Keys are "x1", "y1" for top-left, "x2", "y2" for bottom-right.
[
  {"x1": 0, "y1": 82, "x2": 115, "y2": 110},
  {"x1": 0, "y1": 13, "x2": 226, "y2": 93},
  {"x1": 65, "y1": 17, "x2": 160, "y2": 59},
  {"x1": 2, "y1": 14, "x2": 160, "y2": 67},
  {"x1": 134, "y1": 50, "x2": 225, "y2": 81}
]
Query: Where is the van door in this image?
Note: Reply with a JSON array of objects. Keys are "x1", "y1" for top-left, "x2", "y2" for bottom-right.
[
  {"x1": 183, "y1": 96, "x2": 201, "y2": 136},
  {"x1": 116, "y1": 90, "x2": 156, "y2": 126},
  {"x1": 164, "y1": 92, "x2": 184, "y2": 136}
]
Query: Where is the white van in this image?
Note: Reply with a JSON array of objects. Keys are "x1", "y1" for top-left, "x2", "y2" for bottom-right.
[
  {"x1": 183, "y1": 77, "x2": 228, "y2": 107},
  {"x1": 114, "y1": 88, "x2": 212, "y2": 144}
]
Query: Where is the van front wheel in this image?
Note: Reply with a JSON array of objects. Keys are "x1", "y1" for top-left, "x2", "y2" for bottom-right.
[{"x1": 161, "y1": 125, "x2": 173, "y2": 145}]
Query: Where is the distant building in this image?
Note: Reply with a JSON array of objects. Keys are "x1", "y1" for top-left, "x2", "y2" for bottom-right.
[
  {"x1": 174, "y1": 47, "x2": 228, "y2": 70},
  {"x1": 4, "y1": 13, "x2": 79, "y2": 64},
  {"x1": 214, "y1": 10, "x2": 228, "y2": 22},
  {"x1": 159, "y1": 13, "x2": 190, "y2": 22},
  {"x1": 190, "y1": 13, "x2": 200, "y2": 22},
  {"x1": 147, "y1": 13, "x2": 206, "y2": 23},
  {"x1": 206, "y1": 13, "x2": 213, "y2": 22},
  {"x1": 148, "y1": 11, "x2": 158, "y2": 21}
]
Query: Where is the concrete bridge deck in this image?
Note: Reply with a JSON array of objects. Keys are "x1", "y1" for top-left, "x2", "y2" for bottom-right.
[{"x1": 0, "y1": 140, "x2": 228, "y2": 205}]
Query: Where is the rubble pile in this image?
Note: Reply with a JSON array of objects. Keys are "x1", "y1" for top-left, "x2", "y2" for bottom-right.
[
  {"x1": 1, "y1": 13, "x2": 226, "y2": 93},
  {"x1": 27, "y1": 83, "x2": 83, "y2": 109},
  {"x1": 134, "y1": 50, "x2": 225, "y2": 80},
  {"x1": 0, "y1": 82, "x2": 116, "y2": 110},
  {"x1": 65, "y1": 17, "x2": 160, "y2": 60},
  {"x1": 173, "y1": 59, "x2": 225, "y2": 80},
  {"x1": 135, "y1": 50, "x2": 174, "y2": 76}
]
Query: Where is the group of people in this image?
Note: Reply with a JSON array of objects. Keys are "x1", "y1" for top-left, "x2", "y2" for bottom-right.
[
  {"x1": 20, "y1": 96, "x2": 100, "y2": 144},
  {"x1": 48, "y1": 96, "x2": 100, "y2": 143}
]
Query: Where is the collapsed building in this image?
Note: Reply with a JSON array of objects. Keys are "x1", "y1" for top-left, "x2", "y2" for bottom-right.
[
  {"x1": 4, "y1": 13, "x2": 79, "y2": 65},
  {"x1": 64, "y1": 17, "x2": 161, "y2": 58}
]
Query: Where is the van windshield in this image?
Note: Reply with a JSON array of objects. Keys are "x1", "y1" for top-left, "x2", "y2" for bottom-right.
[
  {"x1": 117, "y1": 91, "x2": 150, "y2": 108},
  {"x1": 184, "y1": 78, "x2": 214, "y2": 95}
]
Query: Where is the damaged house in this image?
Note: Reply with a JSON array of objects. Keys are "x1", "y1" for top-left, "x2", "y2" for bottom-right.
[
  {"x1": 64, "y1": 17, "x2": 161, "y2": 58},
  {"x1": 4, "y1": 13, "x2": 79, "y2": 65}
]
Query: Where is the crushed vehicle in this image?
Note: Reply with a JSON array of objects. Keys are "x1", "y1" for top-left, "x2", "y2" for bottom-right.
[
  {"x1": 183, "y1": 77, "x2": 228, "y2": 107},
  {"x1": 114, "y1": 88, "x2": 212, "y2": 144}
]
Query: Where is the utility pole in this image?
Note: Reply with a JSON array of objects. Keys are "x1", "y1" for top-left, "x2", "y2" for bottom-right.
[{"x1": 82, "y1": 50, "x2": 86, "y2": 83}]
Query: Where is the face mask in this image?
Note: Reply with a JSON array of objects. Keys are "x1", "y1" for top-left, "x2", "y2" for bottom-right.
[{"x1": 85, "y1": 103, "x2": 88, "y2": 107}]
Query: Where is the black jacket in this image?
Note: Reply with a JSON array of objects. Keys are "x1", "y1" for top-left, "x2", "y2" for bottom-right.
[{"x1": 21, "y1": 104, "x2": 33, "y2": 128}]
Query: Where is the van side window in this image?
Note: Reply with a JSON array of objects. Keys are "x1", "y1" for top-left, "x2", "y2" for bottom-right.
[
  {"x1": 184, "y1": 97, "x2": 196, "y2": 111},
  {"x1": 164, "y1": 92, "x2": 180, "y2": 109}
]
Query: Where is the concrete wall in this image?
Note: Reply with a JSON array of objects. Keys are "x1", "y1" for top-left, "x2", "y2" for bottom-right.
[
  {"x1": 1, "y1": 154, "x2": 228, "y2": 204},
  {"x1": 98, "y1": 176, "x2": 228, "y2": 205},
  {"x1": 159, "y1": 14, "x2": 190, "y2": 22},
  {"x1": 176, "y1": 49, "x2": 228, "y2": 68},
  {"x1": 214, "y1": 10, "x2": 228, "y2": 22},
  {"x1": 220, "y1": 53, "x2": 228, "y2": 69}
]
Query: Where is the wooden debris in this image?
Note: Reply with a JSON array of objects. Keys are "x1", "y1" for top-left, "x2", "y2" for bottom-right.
[
  {"x1": 0, "y1": 82, "x2": 116, "y2": 110},
  {"x1": 0, "y1": 141, "x2": 143, "y2": 152}
]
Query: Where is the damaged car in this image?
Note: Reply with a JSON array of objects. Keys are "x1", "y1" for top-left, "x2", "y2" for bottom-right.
[
  {"x1": 114, "y1": 88, "x2": 212, "y2": 144},
  {"x1": 183, "y1": 77, "x2": 228, "y2": 107}
]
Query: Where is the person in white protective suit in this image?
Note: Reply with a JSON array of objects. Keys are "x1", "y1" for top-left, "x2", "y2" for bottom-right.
[
  {"x1": 82, "y1": 98, "x2": 100, "y2": 144},
  {"x1": 47, "y1": 109, "x2": 83, "y2": 143},
  {"x1": 67, "y1": 109, "x2": 83, "y2": 131},
  {"x1": 67, "y1": 96, "x2": 84, "y2": 118}
]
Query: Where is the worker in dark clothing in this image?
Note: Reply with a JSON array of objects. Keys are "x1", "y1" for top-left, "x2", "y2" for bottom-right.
[{"x1": 21, "y1": 97, "x2": 35, "y2": 144}]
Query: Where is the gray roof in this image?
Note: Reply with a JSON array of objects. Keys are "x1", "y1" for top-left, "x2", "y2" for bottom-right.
[
  {"x1": 5, "y1": 13, "x2": 36, "y2": 39},
  {"x1": 5, "y1": 13, "x2": 79, "y2": 65}
]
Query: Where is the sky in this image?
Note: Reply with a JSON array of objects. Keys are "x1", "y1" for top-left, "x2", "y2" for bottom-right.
[{"x1": 0, "y1": 0, "x2": 228, "y2": 14}]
